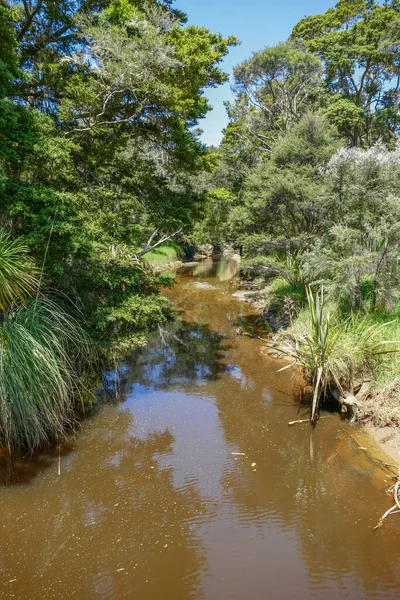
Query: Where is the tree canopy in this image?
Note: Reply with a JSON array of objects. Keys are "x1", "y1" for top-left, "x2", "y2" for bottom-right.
[
  {"x1": 1, "y1": 0, "x2": 237, "y2": 347},
  {"x1": 196, "y1": 0, "x2": 400, "y2": 319},
  {"x1": 291, "y1": 0, "x2": 400, "y2": 146}
]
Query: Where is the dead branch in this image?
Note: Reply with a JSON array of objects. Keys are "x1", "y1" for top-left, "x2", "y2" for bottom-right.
[
  {"x1": 241, "y1": 332, "x2": 269, "y2": 343},
  {"x1": 135, "y1": 228, "x2": 182, "y2": 259},
  {"x1": 288, "y1": 416, "x2": 329, "y2": 426},
  {"x1": 375, "y1": 467, "x2": 400, "y2": 530},
  {"x1": 394, "y1": 480, "x2": 400, "y2": 511},
  {"x1": 158, "y1": 325, "x2": 188, "y2": 349},
  {"x1": 374, "y1": 505, "x2": 400, "y2": 530}
]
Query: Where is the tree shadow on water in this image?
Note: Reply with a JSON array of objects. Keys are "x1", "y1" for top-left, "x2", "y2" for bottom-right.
[
  {"x1": 0, "y1": 408, "x2": 208, "y2": 600},
  {"x1": 0, "y1": 440, "x2": 76, "y2": 487},
  {"x1": 106, "y1": 320, "x2": 232, "y2": 393}
]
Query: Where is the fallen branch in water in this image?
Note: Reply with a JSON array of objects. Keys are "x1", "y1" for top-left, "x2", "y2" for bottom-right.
[
  {"x1": 241, "y1": 331, "x2": 269, "y2": 343},
  {"x1": 288, "y1": 419, "x2": 310, "y2": 426},
  {"x1": 374, "y1": 465, "x2": 400, "y2": 530},
  {"x1": 379, "y1": 461, "x2": 400, "y2": 473},
  {"x1": 374, "y1": 505, "x2": 400, "y2": 530},
  {"x1": 394, "y1": 480, "x2": 400, "y2": 511},
  {"x1": 350, "y1": 435, "x2": 367, "y2": 451},
  {"x1": 288, "y1": 416, "x2": 329, "y2": 426}
]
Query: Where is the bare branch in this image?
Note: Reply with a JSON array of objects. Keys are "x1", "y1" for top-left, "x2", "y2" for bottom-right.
[{"x1": 135, "y1": 228, "x2": 182, "y2": 259}]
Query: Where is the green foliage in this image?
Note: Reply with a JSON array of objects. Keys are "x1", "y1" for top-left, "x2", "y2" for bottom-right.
[
  {"x1": 0, "y1": 1, "x2": 18, "y2": 96},
  {"x1": 0, "y1": 228, "x2": 89, "y2": 451},
  {"x1": 145, "y1": 241, "x2": 182, "y2": 266},
  {"x1": 291, "y1": 0, "x2": 400, "y2": 145},
  {"x1": 0, "y1": 0, "x2": 241, "y2": 449},
  {"x1": 0, "y1": 229, "x2": 38, "y2": 310},
  {"x1": 191, "y1": 188, "x2": 235, "y2": 248},
  {"x1": 304, "y1": 143, "x2": 400, "y2": 312},
  {"x1": 0, "y1": 0, "x2": 237, "y2": 348},
  {"x1": 226, "y1": 42, "x2": 322, "y2": 157},
  {"x1": 362, "y1": 306, "x2": 400, "y2": 390},
  {"x1": 0, "y1": 296, "x2": 89, "y2": 451},
  {"x1": 230, "y1": 113, "x2": 339, "y2": 257},
  {"x1": 193, "y1": 2, "x2": 400, "y2": 424},
  {"x1": 241, "y1": 252, "x2": 306, "y2": 287},
  {"x1": 93, "y1": 294, "x2": 171, "y2": 348},
  {"x1": 275, "y1": 287, "x2": 399, "y2": 423}
]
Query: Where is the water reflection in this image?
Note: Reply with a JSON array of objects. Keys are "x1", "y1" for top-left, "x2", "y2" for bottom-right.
[
  {"x1": 125, "y1": 321, "x2": 230, "y2": 390},
  {"x1": 191, "y1": 257, "x2": 239, "y2": 281},
  {"x1": 161, "y1": 272, "x2": 400, "y2": 598},
  {"x1": 211, "y1": 348, "x2": 400, "y2": 597},
  {"x1": 192, "y1": 257, "x2": 213, "y2": 278},
  {"x1": 0, "y1": 408, "x2": 208, "y2": 599},
  {"x1": 2, "y1": 264, "x2": 400, "y2": 600}
]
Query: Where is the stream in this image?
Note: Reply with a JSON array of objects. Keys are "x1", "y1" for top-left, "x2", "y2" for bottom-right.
[{"x1": 2, "y1": 259, "x2": 400, "y2": 599}]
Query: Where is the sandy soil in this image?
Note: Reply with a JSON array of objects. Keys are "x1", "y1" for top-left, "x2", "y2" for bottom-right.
[{"x1": 367, "y1": 424, "x2": 400, "y2": 465}]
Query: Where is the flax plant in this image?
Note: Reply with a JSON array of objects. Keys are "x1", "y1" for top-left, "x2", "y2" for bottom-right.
[{"x1": 276, "y1": 286, "x2": 398, "y2": 425}]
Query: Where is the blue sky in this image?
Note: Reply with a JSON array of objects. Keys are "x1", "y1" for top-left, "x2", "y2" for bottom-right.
[{"x1": 174, "y1": 0, "x2": 334, "y2": 146}]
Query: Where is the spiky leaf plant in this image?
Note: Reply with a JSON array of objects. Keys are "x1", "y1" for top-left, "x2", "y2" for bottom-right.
[
  {"x1": 0, "y1": 229, "x2": 39, "y2": 311},
  {"x1": 275, "y1": 286, "x2": 399, "y2": 425}
]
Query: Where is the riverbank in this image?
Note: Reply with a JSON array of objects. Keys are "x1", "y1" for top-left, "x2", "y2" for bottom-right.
[
  {"x1": 367, "y1": 423, "x2": 400, "y2": 463},
  {"x1": 5, "y1": 260, "x2": 400, "y2": 599},
  {"x1": 149, "y1": 259, "x2": 184, "y2": 273},
  {"x1": 149, "y1": 246, "x2": 241, "y2": 275},
  {"x1": 232, "y1": 280, "x2": 400, "y2": 465}
]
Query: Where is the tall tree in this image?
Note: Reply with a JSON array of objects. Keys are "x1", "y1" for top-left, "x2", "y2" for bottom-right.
[
  {"x1": 291, "y1": 0, "x2": 400, "y2": 146},
  {"x1": 227, "y1": 112, "x2": 340, "y2": 283},
  {"x1": 1, "y1": 0, "x2": 237, "y2": 345},
  {"x1": 226, "y1": 42, "x2": 322, "y2": 155}
]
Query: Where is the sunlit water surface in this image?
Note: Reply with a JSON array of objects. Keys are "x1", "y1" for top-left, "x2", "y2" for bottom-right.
[{"x1": 1, "y1": 259, "x2": 400, "y2": 600}]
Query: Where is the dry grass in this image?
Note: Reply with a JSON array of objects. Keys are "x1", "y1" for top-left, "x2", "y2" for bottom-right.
[{"x1": 269, "y1": 286, "x2": 400, "y2": 424}]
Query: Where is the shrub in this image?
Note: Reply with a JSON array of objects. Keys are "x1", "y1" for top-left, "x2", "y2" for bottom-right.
[{"x1": 274, "y1": 286, "x2": 399, "y2": 424}]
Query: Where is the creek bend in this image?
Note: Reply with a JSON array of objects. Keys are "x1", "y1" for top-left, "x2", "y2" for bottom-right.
[{"x1": 2, "y1": 259, "x2": 400, "y2": 599}]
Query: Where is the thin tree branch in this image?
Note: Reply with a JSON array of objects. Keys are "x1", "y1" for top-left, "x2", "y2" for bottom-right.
[{"x1": 135, "y1": 228, "x2": 182, "y2": 259}]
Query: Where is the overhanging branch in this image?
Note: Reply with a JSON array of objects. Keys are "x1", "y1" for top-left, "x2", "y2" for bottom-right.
[{"x1": 135, "y1": 228, "x2": 182, "y2": 259}]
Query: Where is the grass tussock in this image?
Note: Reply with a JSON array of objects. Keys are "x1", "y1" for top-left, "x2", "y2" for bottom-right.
[
  {"x1": 0, "y1": 226, "x2": 91, "y2": 452},
  {"x1": 0, "y1": 230, "x2": 39, "y2": 310},
  {"x1": 0, "y1": 297, "x2": 90, "y2": 451}
]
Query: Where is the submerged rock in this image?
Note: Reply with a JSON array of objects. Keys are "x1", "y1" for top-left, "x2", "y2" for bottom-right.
[
  {"x1": 192, "y1": 281, "x2": 216, "y2": 290},
  {"x1": 232, "y1": 290, "x2": 252, "y2": 302}
]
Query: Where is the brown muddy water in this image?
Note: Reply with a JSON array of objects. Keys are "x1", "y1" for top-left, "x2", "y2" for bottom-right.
[{"x1": 2, "y1": 259, "x2": 400, "y2": 600}]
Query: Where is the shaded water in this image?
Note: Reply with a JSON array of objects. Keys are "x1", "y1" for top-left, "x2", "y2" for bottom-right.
[{"x1": 2, "y1": 259, "x2": 400, "y2": 599}]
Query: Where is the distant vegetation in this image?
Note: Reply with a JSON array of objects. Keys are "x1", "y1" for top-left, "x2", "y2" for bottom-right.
[
  {"x1": 2, "y1": 0, "x2": 400, "y2": 446},
  {"x1": 145, "y1": 242, "x2": 182, "y2": 269},
  {"x1": 193, "y1": 0, "x2": 400, "y2": 422},
  {"x1": 0, "y1": 0, "x2": 236, "y2": 448}
]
